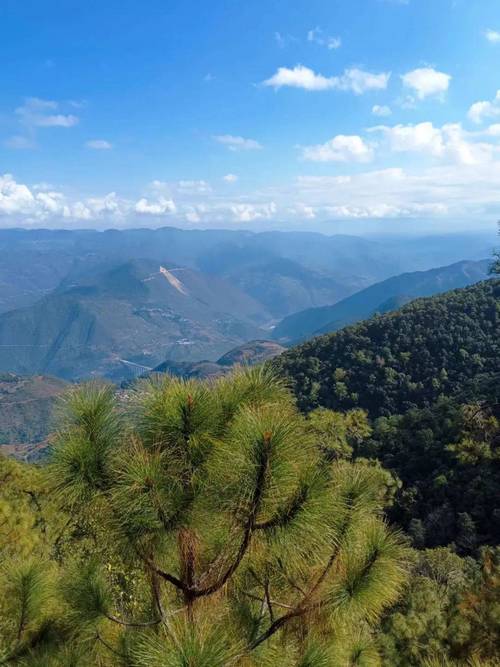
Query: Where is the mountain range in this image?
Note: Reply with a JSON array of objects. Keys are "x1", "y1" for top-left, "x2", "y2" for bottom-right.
[
  {"x1": 0, "y1": 227, "x2": 495, "y2": 381},
  {"x1": 272, "y1": 259, "x2": 491, "y2": 343},
  {"x1": 0, "y1": 259, "x2": 271, "y2": 380},
  {"x1": 0, "y1": 228, "x2": 495, "y2": 316}
]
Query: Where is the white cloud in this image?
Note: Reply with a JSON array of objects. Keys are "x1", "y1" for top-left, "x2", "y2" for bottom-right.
[
  {"x1": 0, "y1": 174, "x2": 35, "y2": 216},
  {"x1": 85, "y1": 193, "x2": 122, "y2": 216},
  {"x1": 372, "y1": 104, "x2": 392, "y2": 117},
  {"x1": 288, "y1": 203, "x2": 316, "y2": 219},
  {"x1": 85, "y1": 139, "x2": 112, "y2": 150},
  {"x1": 263, "y1": 65, "x2": 390, "y2": 94},
  {"x1": 213, "y1": 134, "x2": 263, "y2": 151},
  {"x1": 223, "y1": 173, "x2": 238, "y2": 183},
  {"x1": 301, "y1": 134, "x2": 374, "y2": 162},
  {"x1": 293, "y1": 162, "x2": 500, "y2": 220},
  {"x1": 486, "y1": 123, "x2": 500, "y2": 136},
  {"x1": 373, "y1": 121, "x2": 444, "y2": 156},
  {"x1": 34, "y1": 114, "x2": 79, "y2": 128},
  {"x1": 16, "y1": 97, "x2": 79, "y2": 128},
  {"x1": 370, "y1": 121, "x2": 497, "y2": 165},
  {"x1": 229, "y1": 202, "x2": 277, "y2": 222},
  {"x1": 468, "y1": 90, "x2": 500, "y2": 124},
  {"x1": 307, "y1": 27, "x2": 341, "y2": 50},
  {"x1": 401, "y1": 67, "x2": 451, "y2": 100},
  {"x1": 485, "y1": 29, "x2": 500, "y2": 43},
  {"x1": 135, "y1": 197, "x2": 177, "y2": 215}
]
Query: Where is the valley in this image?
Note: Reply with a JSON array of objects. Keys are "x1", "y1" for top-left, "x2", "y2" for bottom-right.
[{"x1": 0, "y1": 227, "x2": 495, "y2": 382}]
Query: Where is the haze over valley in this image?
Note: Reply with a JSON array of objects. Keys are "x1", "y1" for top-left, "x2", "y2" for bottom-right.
[{"x1": 0, "y1": 227, "x2": 495, "y2": 380}]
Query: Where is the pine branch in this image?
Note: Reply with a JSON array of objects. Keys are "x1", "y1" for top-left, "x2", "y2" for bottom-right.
[
  {"x1": 192, "y1": 431, "x2": 271, "y2": 598},
  {"x1": 135, "y1": 547, "x2": 186, "y2": 592},
  {"x1": 254, "y1": 484, "x2": 308, "y2": 530},
  {"x1": 249, "y1": 601, "x2": 325, "y2": 650}
]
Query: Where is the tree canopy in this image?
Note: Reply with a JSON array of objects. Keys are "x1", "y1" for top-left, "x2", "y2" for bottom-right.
[
  {"x1": 273, "y1": 280, "x2": 499, "y2": 418},
  {"x1": 0, "y1": 368, "x2": 410, "y2": 665}
]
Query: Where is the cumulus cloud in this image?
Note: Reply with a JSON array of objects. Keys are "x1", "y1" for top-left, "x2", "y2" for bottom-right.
[
  {"x1": 213, "y1": 134, "x2": 263, "y2": 151},
  {"x1": 301, "y1": 134, "x2": 374, "y2": 162},
  {"x1": 0, "y1": 174, "x2": 36, "y2": 216},
  {"x1": 135, "y1": 197, "x2": 177, "y2": 215},
  {"x1": 372, "y1": 104, "x2": 392, "y2": 117},
  {"x1": 263, "y1": 65, "x2": 390, "y2": 94},
  {"x1": 371, "y1": 121, "x2": 496, "y2": 165},
  {"x1": 223, "y1": 174, "x2": 238, "y2": 183},
  {"x1": 468, "y1": 90, "x2": 500, "y2": 124},
  {"x1": 229, "y1": 202, "x2": 277, "y2": 222},
  {"x1": 401, "y1": 67, "x2": 451, "y2": 99},
  {"x1": 85, "y1": 139, "x2": 112, "y2": 150},
  {"x1": 16, "y1": 97, "x2": 79, "y2": 128},
  {"x1": 485, "y1": 29, "x2": 500, "y2": 43}
]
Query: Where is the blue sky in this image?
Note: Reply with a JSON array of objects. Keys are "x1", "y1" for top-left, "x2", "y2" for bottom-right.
[{"x1": 1, "y1": 0, "x2": 500, "y2": 232}]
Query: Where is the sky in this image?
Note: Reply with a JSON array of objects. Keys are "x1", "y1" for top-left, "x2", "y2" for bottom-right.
[{"x1": 1, "y1": 0, "x2": 500, "y2": 234}]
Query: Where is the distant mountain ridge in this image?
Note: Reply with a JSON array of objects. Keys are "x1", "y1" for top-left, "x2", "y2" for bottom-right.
[
  {"x1": 0, "y1": 259, "x2": 270, "y2": 381},
  {"x1": 0, "y1": 228, "x2": 495, "y2": 382},
  {"x1": 0, "y1": 227, "x2": 495, "y2": 316},
  {"x1": 272, "y1": 259, "x2": 491, "y2": 344}
]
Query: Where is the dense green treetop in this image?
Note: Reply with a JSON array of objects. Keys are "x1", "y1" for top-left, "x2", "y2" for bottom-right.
[
  {"x1": 359, "y1": 398, "x2": 500, "y2": 553},
  {"x1": 0, "y1": 369, "x2": 410, "y2": 665},
  {"x1": 273, "y1": 280, "x2": 499, "y2": 418}
]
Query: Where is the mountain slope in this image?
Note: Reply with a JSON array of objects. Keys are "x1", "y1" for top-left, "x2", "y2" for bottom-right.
[
  {"x1": 0, "y1": 260, "x2": 269, "y2": 381},
  {"x1": 272, "y1": 259, "x2": 491, "y2": 343},
  {"x1": 273, "y1": 279, "x2": 499, "y2": 417},
  {"x1": 197, "y1": 245, "x2": 358, "y2": 318},
  {"x1": 0, "y1": 228, "x2": 495, "y2": 315},
  {"x1": 0, "y1": 373, "x2": 68, "y2": 459}
]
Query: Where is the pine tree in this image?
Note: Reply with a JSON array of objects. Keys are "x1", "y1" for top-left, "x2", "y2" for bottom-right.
[{"x1": 1, "y1": 368, "x2": 409, "y2": 665}]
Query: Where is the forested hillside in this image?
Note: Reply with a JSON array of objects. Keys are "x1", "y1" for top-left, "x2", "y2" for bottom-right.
[
  {"x1": 1, "y1": 367, "x2": 499, "y2": 665},
  {"x1": 273, "y1": 277, "x2": 500, "y2": 560},
  {"x1": 274, "y1": 279, "x2": 499, "y2": 417},
  {"x1": 273, "y1": 259, "x2": 490, "y2": 344}
]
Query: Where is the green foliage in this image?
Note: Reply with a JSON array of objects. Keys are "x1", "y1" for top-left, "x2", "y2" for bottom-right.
[
  {"x1": 379, "y1": 547, "x2": 500, "y2": 666},
  {"x1": 306, "y1": 408, "x2": 372, "y2": 460},
  {"x1": 358, "y1": 399, "x2": 500, "y2": 552},
  {"x1": 0, "y1": 367, "x2": 410, "y2": 665},
  {"x1": 273, "y1": 280, "x2": 499, "y2": 417}
]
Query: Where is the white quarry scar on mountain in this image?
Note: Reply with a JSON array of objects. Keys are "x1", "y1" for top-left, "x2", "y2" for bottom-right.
[{"x1": 158, "y1": 266, "x2": 189, "y2": 295}]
